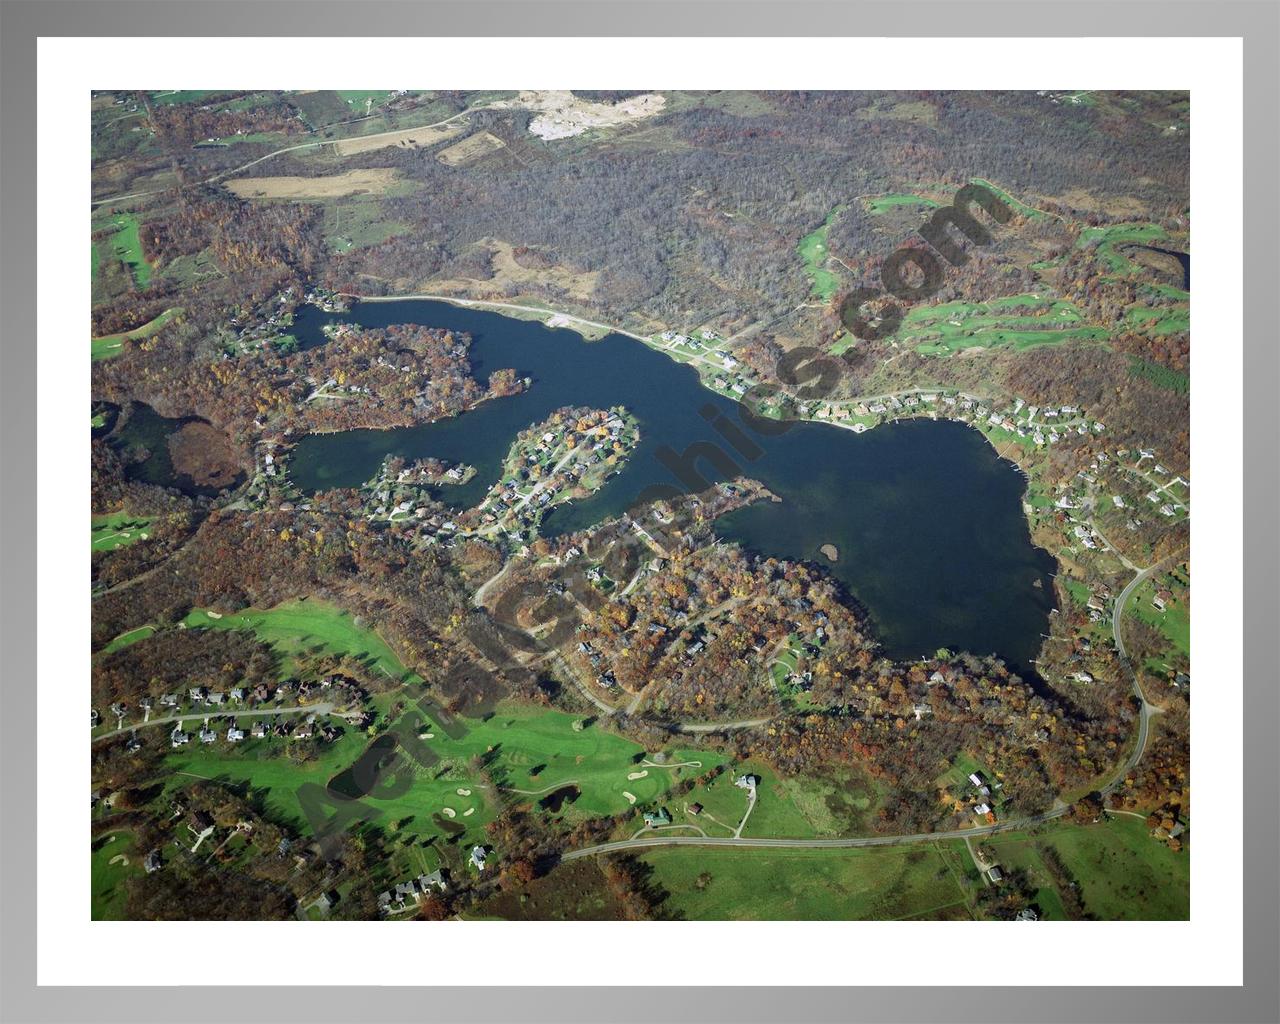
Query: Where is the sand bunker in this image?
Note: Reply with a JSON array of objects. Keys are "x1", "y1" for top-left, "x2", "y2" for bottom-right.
[
  {"x1": 456, "y1": 788, "x2": 471, "y2": 796},
  {"x1": 622, "y1": 791, "x2": 637, "y2": 804},
  {"x1": 441, "y1": 807, "x2": 456, "y2": 818},
  {"x1": 626, "y1": 770, "x2": 649, "y2": 781}
]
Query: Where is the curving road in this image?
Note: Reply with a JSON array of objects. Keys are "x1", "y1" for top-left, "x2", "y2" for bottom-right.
[{"x1": 1110, "y1": 550, "x2": 1185, "y2": 777}]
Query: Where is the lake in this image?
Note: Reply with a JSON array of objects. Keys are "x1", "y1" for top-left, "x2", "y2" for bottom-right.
[{"x1": 288, "y1": 301, "x2": 1056, "y2": 672}]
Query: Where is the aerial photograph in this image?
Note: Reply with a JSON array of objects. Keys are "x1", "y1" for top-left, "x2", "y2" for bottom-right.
[{"x1": 90, "y1": 89, "x2": 1190, "y2": 922}]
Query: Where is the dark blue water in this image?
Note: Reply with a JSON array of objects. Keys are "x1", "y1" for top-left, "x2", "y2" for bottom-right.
[{"x1": 288, "y1": 301, "x2": 1056, "y2": 670}]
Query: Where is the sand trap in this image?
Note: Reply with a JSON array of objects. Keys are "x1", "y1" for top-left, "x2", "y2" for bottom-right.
[
  {"x1": 622, "y1": 791, "x2": 637, "y2": 804},
  {"x1": 420, "y1": 732, "x2": 435, "y2": 740},
  {"x1": 626, "y1": 770, "x2": 649, "y2": 781},
  {"x1": 205, "y1": 610, "x2": 223, "y2": 619},
  {"x1": 441, "y1": 807, "x2": 456, "y2": 818},
  {"x1": 140, "y1": 532, "x2": 149, "y2": 539},
  {"x1": 463, "y1": 808, "x2": 475, "y2": 817},
  {"x1": 456, "y1": 788, "x2": 471, "y2": 796},
  {"x1": 109, "y1": 854, "x2": 128, "y2": 866}
]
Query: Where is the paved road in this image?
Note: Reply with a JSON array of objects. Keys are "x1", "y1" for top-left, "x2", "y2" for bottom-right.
[{"x1": 562, "y1": 807, "x2": 1068, "y2": 861}]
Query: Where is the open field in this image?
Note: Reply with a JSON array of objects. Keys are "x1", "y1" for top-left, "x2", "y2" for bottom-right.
[
  {"x1": 641, "y1": 843, "x2": 971, "y2": 920},
  {"x1": 226, "y1": 168, "x2": 401, "y2": 200},
  {"x1": 436, "y1": 130, "x2": 507, "y2": 167},
  {"x1": 331, "y1": 122, "x2": 464, "y2": 156},
  {"x1": 984, "y1": 815, "x2": 1189, "y2": 920},
  {"x1": 91, "y1": 513, "x2": 154, "y2": 552},
  {"x1": 91, "y1": 307, "x2": 180, "y2": 361},
  {"x1": 182, "y1": 600, "x2": 416, "y2": 682},
  {"x1": 1127, "y1": 578, "x2": 1190, "y2": 656}
]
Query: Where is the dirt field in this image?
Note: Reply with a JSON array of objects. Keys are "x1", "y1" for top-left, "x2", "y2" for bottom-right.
[
  {"x1": 332, "y1": 122, "x2": 464, "y2": 156},
  {"x1": 167, "y1": 421, "x2": 243, "y2": 490},
  {"x1": 225, "y1": 168, "x2": 401, "y2": 200},
  {"x1": 437, "y1": 131, "x2": 507, "y2": 167},
  {"x1": 493, "y1": 90, "x2": 666, "y2": 141}
]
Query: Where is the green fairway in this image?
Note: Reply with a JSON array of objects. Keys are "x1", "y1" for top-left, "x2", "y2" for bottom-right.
[
  {"x1": 106, "y1": 213, "x2": 151, "y2": 287},
  {"x1": 101, "y1": 624, "x2": 158, "y2": 654},
  {"x1": 92, "y1": 307, "x2": 179, "y2": 362},
  {"x1": 167, "y1": 703, "x2": 725, "y2": 846},
  {"x1": 865, "y1": 193, "x2": 939, "y2": 214},
  {"x1": 985, "y1": 815, "x2": 1189, "y2": 920},
  {"x1": 91, "y1": 830, "x2": 140, "y2": 920},
  {"x1": 91, "y1": 513, "x2": 154, "y2": 551},
  {"x1": 968, "y1": 177, "x2": 1049, "y2": 219},
  {"x1": 904, "y1": 295, "x2": 1104, "y2": 354},
  {"x1": 797, "y1": 206, "x2": 845, "y2": 301},
  {"x1": 641, "y1": 843, "x2": 971, "y2": 920},
  {"x1": 183, "y1": 600, "x2": 418, "y2": 682},
  {"x1": 1076, "y1": 222, "x2": 1172, "y2": 274}
]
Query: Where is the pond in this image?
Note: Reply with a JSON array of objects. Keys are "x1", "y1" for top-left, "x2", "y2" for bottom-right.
[{"x1": 288, "y1": 301, "x2": 1056, "y2": 672}]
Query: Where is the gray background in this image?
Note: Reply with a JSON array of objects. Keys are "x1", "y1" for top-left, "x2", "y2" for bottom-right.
[{"x1": 1, "y1": 2, "x2": 1276, "y2": 1022}]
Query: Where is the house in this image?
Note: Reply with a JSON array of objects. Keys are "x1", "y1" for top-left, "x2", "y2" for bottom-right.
[
  {"x1": 419, "y1": 869, "x2": 447, "y2": 892},
  {"x1": 643, "y1": 809, "x2": 671, "y2": 827},
  {"x1": 734, "y1": 774, "x2": 758, "y2": 792},
  {"x1": 189, "y1": 687, "x2": 207, "y2": 703},
  {"x1": 973, "y1": 802, "x2": 992, "y2": 815},
  {"x1": 1015, "y1": 908, "x2": 1039, "y2": 921},
  {"x1": 160, "y1": 693, "x2": 180, "y2": 708},
  {"x1": 170, "y1": 725, "x2": 190, "y2": 748},
  {"x1": 199, "y1": 725, "x2": 217, "y2": 744},
  {"x1": 968, "y1": 772, "x2": 986, "y2": 788},
  {"x1": 470, "y1": 846, "x2": 488, "y2": 871},
  {"x1": 987, "y1": 866, "x2": 1004, "y2": 883},
  {"x1": 230, "y1": 688, "x2": 246, "y2": 703},
  {"x1": 143, "y1": 849, "x2": 163, "y2": 873},
  {"x1": 688, "y1": 803, "x2": 703, "y2": 816},
  {"x1": 251, "y1": 720, "x2": 268, "y2": 739},
  {"x1": 226, "y1": 725, "x2": 245, "y2": 742},
  {"x1": 206, "y1": 691, "x2": 225, "y2": 707}
]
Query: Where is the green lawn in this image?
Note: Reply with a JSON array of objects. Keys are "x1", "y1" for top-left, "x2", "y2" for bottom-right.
[
  {"x1": 182, "y1": 600, "x2": 418, "y2": 682},
  {"x1": 1128, "y1": 580, "x2": 1190, "y2": 656},
  {"x1": 968, "y1": 178, "x2": 1049, "y2": 220},
  {"x1": 91, "y1": 513, "x2": 154, "y2": 551},
  {"x1": 92, "y1": 307, "x2": 179, "y2": 362},
  {"x1": 641, "y1": 843, "x2": 971, "y2": 920}
]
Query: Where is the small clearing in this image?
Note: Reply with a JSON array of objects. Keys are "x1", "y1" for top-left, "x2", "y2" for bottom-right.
[{"x1": 226, "y1": 168, "x2": 401, "y2": 200}]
